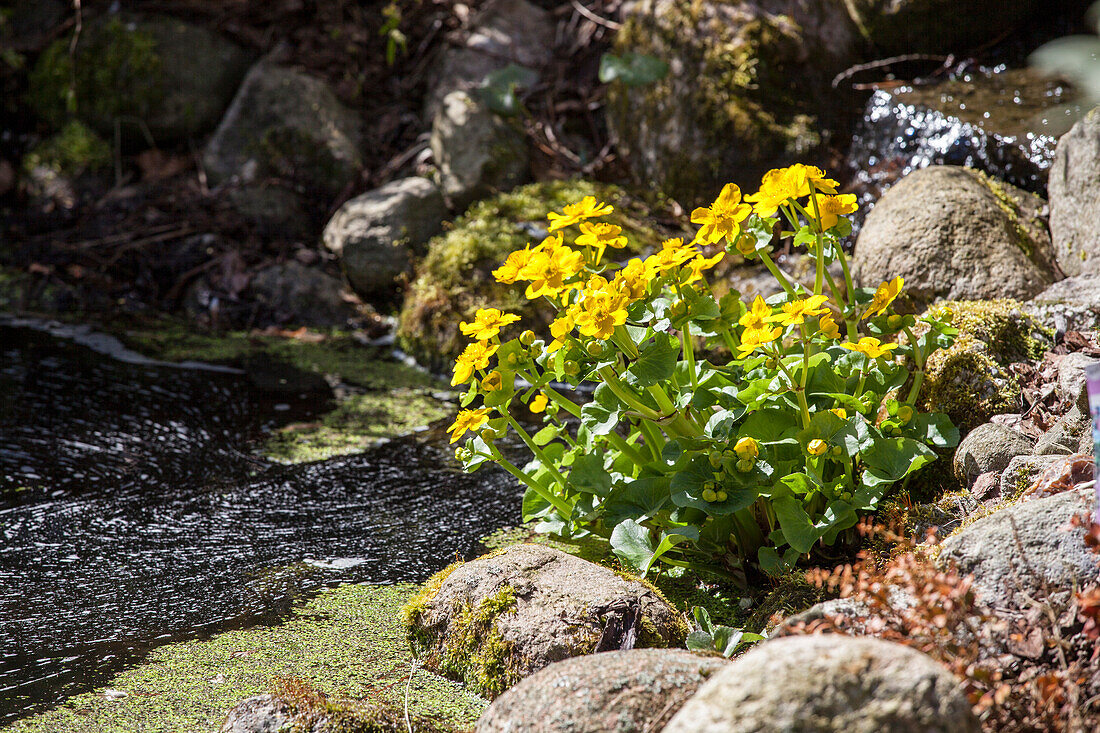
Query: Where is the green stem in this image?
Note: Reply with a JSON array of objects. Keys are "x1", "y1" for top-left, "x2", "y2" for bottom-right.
[
  {"x1": 902, "y1": 326, "x2": 926, "y2": 405},
  {"x1": 797, "y1": 329, "x2": 812, "y2": 429},
  {"x1": 605, "y1": 430, "x2": 649, "y2": 468},
  {"x1": 505, "y1": 414, "x2": 569, "y2": 488},
  {"x1": 599, "y1": 367, "x2": 661, "y2": 421},
  {"x1": 612, "y1": 326, "x2": 640, "y2": 360},
  {"x1": 759, "y1": 250, "x2": 795, "y2": 296},
  {"x1": 638, "y1": 420, "x2": 665, "y2": 461},
  {"x1": 682, "y1": 321, "x2": 699, "y2": 391},
  {"x1": 492, "y1": 452, "x2": 573, "y2": 517},
  {"x1": 805, "y1": 183, "x2": 826, "y2": 297}
]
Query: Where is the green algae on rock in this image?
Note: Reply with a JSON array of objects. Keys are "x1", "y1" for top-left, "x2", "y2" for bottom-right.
[
  {"x1": 5, "y1": 584, "x2": 486, "y2": 733},
  {"x1": 21, "y1": 120, "x2": 111, "y2": 178},
  {"x1": 920, "y1": 299, "x2": 1052, "y2": 433},
  {"x1": 397, "y1": 180, "x2": 668, "y2": 371}
]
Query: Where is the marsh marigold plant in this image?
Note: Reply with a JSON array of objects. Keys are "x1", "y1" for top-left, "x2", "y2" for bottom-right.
[{"x1": 448, "y1": 164, "x2": 958, "y2": 580}]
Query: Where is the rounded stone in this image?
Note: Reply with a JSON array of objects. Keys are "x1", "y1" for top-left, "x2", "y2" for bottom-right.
[
  {"x1": 853, "y1": 166, "x2": 1058, "y2": 311},
  {"x1": 476, "y1": 648, "x2": 727, "y2": 733},
  {"x1": 1049, "y1": 107, "x2": 1100, "y2": 277},
  {"x1": 953, "y1": 422, "x2": 1035, "y2": 489},
  {"x1": 322, "y1": 177, "x2": 447, "y2": 301},
  {"x1": 663, "y1": 635, "x2": 977, "y2": 733}
]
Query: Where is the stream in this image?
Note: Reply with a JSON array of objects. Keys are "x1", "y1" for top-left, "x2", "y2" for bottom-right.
[{"x1": 0, "y1": 323, "x2": 522, "y2": 722}]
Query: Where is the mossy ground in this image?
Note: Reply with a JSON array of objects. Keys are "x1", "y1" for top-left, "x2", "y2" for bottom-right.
[
  {"x1": 397, "y1": 180, "x2": 670, "y2": 371},
  {"x1": 5, "y1": 584, "x2": 487, "y2": 733},
  {"x1": 22, "y1": 119, "x2": 111, "y2": 177}
]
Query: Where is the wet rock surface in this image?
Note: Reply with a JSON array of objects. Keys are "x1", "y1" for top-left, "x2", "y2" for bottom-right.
[
  {"x1": 848, "y1": 69, "x2": 1077, "y2": 207},
  {"x1": 847, "y1": 0, "x2": 1042, "y2": 55},
  {"x1": 663, "y1": 635, "x2": 977, "y2": 733},
  {"x1": 475, "y1": 648, "x2": 727, "y2": 733},
  {"x1": 404, "y1": 544, "x2": 686, "y2": 698},
  {"x1": 853, "y1": 166, "x2": 1057, "y2": 309}
]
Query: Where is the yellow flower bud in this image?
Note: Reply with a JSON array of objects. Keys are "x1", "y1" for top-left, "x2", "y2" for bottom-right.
[
  {"x1": 716, "y1": 490, "x2": 728, "y2": 502},
  {"x1": 897, "y1": 405, "x2": 914, "y2": 424},
  {"x1": 702, "y1": 488, "x2": 718, "y2": 503},
  {"x1": 530, "y1": 393, "x2": 548, "y2": 413},
  {"x1": 734, "y1": 437, "x2": 759, "y2": 459},
  {"x1": 807, "y1": 439, "x2": 828, "y2": 456},
  {"x1": 480, "y1": 370, "x2": 503, "y2": 392}
]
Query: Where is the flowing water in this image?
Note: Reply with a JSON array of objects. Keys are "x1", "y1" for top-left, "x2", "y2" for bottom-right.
[{"x1": 0, "y1": 323, "x2": 522, "y2": 722}]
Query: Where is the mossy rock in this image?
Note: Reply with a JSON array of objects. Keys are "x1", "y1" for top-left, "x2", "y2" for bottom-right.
[
  {"x1": 5, "y1": 584, "x2": 486, "y2": 733},
  {"x1": 402, "y1": 544, "x2": 688, "y2": 698},
  {"x1": 27, "y1": 13, "x2": 253, "y2": 144},
  {"x1": 606, "y1": 0, "x2": 858, "y2": 203},
  {"x1": 396, "y1": 180, "x2": 669, "y2": 371},
  {"x1": 21, "y1": 120, "x2": 111, "y2": 178},
  {"x1": 920, "y1": 299, "x2": 1052, "y2": 433}
]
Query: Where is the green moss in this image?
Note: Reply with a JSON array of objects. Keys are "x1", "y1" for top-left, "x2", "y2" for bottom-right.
[
  {"x1": 970, "y1": 169, "x2": 1044, "y2": 261},
  {"x1": 22, "y1": 120, "x2": 111, "y2": 177},
  {"x1": 5, "y1": 584, "x2": 486, "y2": 733},
  {"x1": 262, "y1": 390, "x2": 450, "y2": 464},
  {"x1": 920, "y1": 299, "x2": 1051, "y2": 432},
  {"x1": 432, "y1": 586, "x2": 520, "y2": 698},
  {"x1": 745, "y1": 571, "x2": 826, "y2": 632},
  {"x1": 28, "y1": 17, "x2": 163, "y2": 130},
  {"x1": 119, "y1": 322, "x2": 440, "y2": 391},
  {"x1": 397, "y1": 180, "x2": 667, "y2": 370}
]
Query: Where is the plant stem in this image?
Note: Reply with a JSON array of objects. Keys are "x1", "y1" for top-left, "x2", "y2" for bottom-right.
[
  {"x1": 759, "y1": 250, "x2": 795, "y2": 296},
  {"x1": 797, "y1": 330, "x2": 812, "y2": 429},
  {"x1": 902, "y1": 326, "x2": 926, "y2": 405},
  {"x1": 505, "y1": 414, "x2": 569, "y2": 488},
  {"x1": 682, "y1": 322, "x2": 699, "y2": 391},
  {"x1": 491, "y1": 451, "x2": 573, "y2": 517},
  {"x1": 605, "y1": 430, "x2": 649, "y2": 468},
  {"x1": 805, "y1": 183, "x2": 827, "y2": 297},
  {"x1": 598, "y1": 367, "x2": 662, "y2": 420}
]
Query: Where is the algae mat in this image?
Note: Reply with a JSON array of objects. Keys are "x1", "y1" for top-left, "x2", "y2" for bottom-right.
[{"x1": 4, "y1": 584, "x2": 486, "y2": 733}]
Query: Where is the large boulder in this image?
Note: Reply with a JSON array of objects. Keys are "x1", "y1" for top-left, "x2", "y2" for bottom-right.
[
  {"x1": 431, "y1": 91, "x2": 529, "y2": 210},
  {"x1": 28, "y1": 13, "x2": 253, "y2": 143},
  {"x1": 1057, "y1": 352, "x2": 1099, "y2": 414},
  {"x1": 919, "y1": 299, "x2": 1051, "y2": 432},
  {"x1": 475, "y1": 649, "x2": 727, "y2": 733},
  {"x1": 397, "y1": 180, "x2": 667, "y2": 371},
  {"x1": 664, "y1": 635, "x2": 977, "y2": 733},
  {"x1": 424, "y1": 0, "x2": 554, "y2": 120},
  {"x1": 323, "y1": 177, "x2": 447, "y2": 301},
  {"x1": 853, "y1": 166, "x2": 1058, "y2": 310},
  {"x1": 607, "y1": 0, "x2": 859, "y2": 204},
  {"x1": 1025, "y1": 273, "x2": 1100, "y2": 335},
  {"x1": 938, "y1": 486, "x2": 1098, "y2": 612},
  {"x1": 202, "y1": 61, "x2": 362, "y2": 200},
  {"x1": 1049, "y1": 107, "x2": 1100, "y2": 277},
  {"x1": 846, "y1": 0, "x2": 1040, "y2": 54},
  {"x1": 247, "y1": 262, "x2": 361, "y2": 328},
  {"x1": 953, "y1": 422, "x2": 1035, "y2": 490},
  {"x1": 402, "y1": 544, "x2": 688, "y2": 698}
]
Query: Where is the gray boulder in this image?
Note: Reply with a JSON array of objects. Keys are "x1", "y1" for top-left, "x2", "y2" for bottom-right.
[
  {"x1": 953, "y1": 422, "x2": 1035, "y2": 489},
  {"x1": 1025, "y1": 273, "x2": 1100, "y2": 335},
  {"x1": 221, "y1": 694, "x2": 294, "y2": 733},
  {"x1": 938, "y1": 487, "x2": 1098, "y2": 611},
  {"x1": 1057, "y1": 352, "x2": 1099, "y2": 414},
  {"x1": 1049, "y1": 107, "x2": 1100, "y2": 277},
  {"x1": 663, "y1": 635, "x2": 977, "y2": 733},
  {"x1": 998, "y1": 454, "x2": 1065, "y2": 500},
  {"x1": 425, "y1": 0, "x2": 553, "y2": 120},
  {"x1": 853, "y1": 166, "x2": 1058, "y2": 310},
  {"x1": 431, "y1": 91, "x2": 529, "y2": 210},
  {"x1": 404, "y1": 544, "x2": 687, "y2": 698},
  {"x1": 248, "y1": 262, "x2": 359, "y2": 328},
  {"x1": 27, "y1": 14, "x2": 253, "y2": 143},
  {"x1": 322, "y1": 177, "x2": 447, "y2": 300},
  {"x1": 227, "y1": 186, "x2": 311, "y2": 240},
  {"x1": 203, "y1": 61, "x2": 362, "y2": 199},
  {"x1": 607, "y1": 0, "x2": 859, "y2": 204},
  {"x1": 476, "y1": 649, "x2": 727, "y2": 733}
]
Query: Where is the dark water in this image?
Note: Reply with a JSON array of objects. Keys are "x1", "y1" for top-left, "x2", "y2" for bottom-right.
[{"x1": 0, "y1": 324, "x2": 522, "y2": 721}]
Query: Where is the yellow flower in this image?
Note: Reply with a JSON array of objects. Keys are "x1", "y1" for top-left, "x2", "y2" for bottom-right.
[
  {"x1": 840, "y1": 336, "x2": 898, "y2": 360},
  {"x1": 818, "y1": 312, "x2": 841, "y2": 339},
  {"x1": 644, "y1": 238, "x2": 696, "y2": 276},
  {"x1": 575, "y1": 221, "x2": 628, "y2": 264},
  {"x1": 734, "y1": 437, "x2": 759, "y2": 459},
  {"x1": 745, "y1": 165, "x2": 840, "y2": 217},
  {"x1": 797, "y1": 165, "x2": 839, "y2": 195},
  {"x1": 529, "y1": 393, "x2": 548, "y2": 413},
  {"x1": 683, "y1": 251, "x2": 725, "y2": 284},
  {"x1": 807, "y1": 438, "x2": 828, "y2": 456},
  {"x1": 451, "y1": 341, "x2": 499, "y2": 386},
  {"x1": 524, "y1": 242, "x2": 585, "y2": 300},
  {"x1": 546, "y1": 312, "x2": 575, "y2": 353},
  {"x1": 734, "y1": 233, "x2": 757, "y2": 258},
  {"x1": 738, "y1": 295, "x2": 772, "y2": 331},
  {"x1": 809, "y1": 193, "x2": 858, "y2": 231},
  {"x1": 459, "y1": 308, "x2": 522, "y2": 341},
  {"x1": 772, "y1": 294, "x2": 830, "y2": 327},
  {"x1": 737, "y1": 324, "x2": 782, "y2": 358},
  {"x1": 614, "y1": 258, "x2": 649, "y2": 301},
  {"x1": 862, "y1": 276, "x2": 904, "y2": 320},
  {"x1": 830, "y1": 407, "x2": 847, "y2": 419},
  {"x1": 546, "y1": 196, "x2": 613, "y2": 231},
  {"x1": 574, "y1": 276, "x2": 629, "y2": 340},
  {"x1": 448, "y1": 407, "x2": 491, "y2": 443},
  {"x1": 691, "y1": 183, "x2": 751, "y2": 245},
  {"x1": 480, "y1": 370, "x2": 504, "y2": 392},
  {"x1": 493, "y1": 246, "x2": 537, "y2": 284}
]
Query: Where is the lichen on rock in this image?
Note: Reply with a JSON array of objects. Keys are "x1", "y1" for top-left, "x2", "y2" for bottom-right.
[
  {"x1": 919, "y1": 299, "x2": 1052, "y2": 432},
  {"x1": 396, "y1": 180, "x2": 668, "y2": 371}
]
